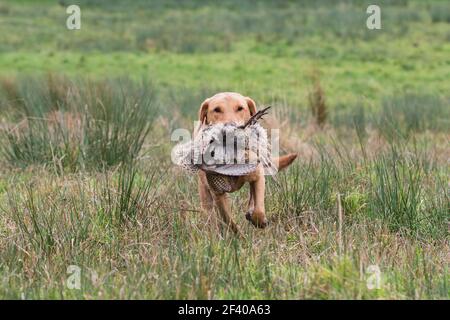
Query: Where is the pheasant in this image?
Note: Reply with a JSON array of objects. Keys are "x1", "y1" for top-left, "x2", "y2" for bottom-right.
[{"x1": 173, "y1": 107, "x2": 276, "y2": 193}]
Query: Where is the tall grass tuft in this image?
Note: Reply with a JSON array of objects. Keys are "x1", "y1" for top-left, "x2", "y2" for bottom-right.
[
  {"x1": 308, "y1": 71, "x2": 327, "y2": 128},
  {"x1": 3, "y1": 161, "x2": 165, "y2": 261},
  {"x1": 1, "y1": 76, "x2": 158, "y2": 172},
  {"x1": 276, "y1": 155, "x2": 337, "y2": 217},
  {"x1": 5, "y1": 181, "x2": 92, "y2": 257},
  {"x1": 368, "y1": 145, "x2": 448, "y2": 238},
  {"x1": 100, "y1": 162, "x2": 165, "y2": 225},
  {"x1": 375, "y1": 94, "x2": 449, "y2": 141},
  {"x1": 430, "y1": 3, "x2": 450, "y2": 23}
]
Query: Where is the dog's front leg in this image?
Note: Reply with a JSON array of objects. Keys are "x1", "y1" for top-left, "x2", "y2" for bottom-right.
[
  {"x1": 198, "y1": 171, "x2": 221, "y2": 230},
  {"x1": 246, "y1": 182, "x2": 255, "y2": 218},
  {"x1": 198, "y1": 171, "x2": 214, "y2": 212},
  {"x1": 212, "y1": 192, "x2": 242, "y2": 236},
  {"x1": 245, "y1": 170, "x2": 267, "y2": 228}
]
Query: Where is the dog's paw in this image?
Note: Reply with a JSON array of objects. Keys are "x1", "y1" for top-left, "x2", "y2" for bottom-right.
[{"x1": 245, "y1": 210, "x2": 268, "y2": 228}]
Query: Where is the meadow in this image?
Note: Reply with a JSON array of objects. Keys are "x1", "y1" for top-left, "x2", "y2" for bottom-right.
[{"x1": 0, "y1": 0, "x2": 448, "y2": 299}]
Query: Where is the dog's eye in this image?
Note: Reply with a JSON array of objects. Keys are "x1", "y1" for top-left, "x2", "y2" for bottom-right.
[
  {"x1": 237, "y1": 105, "x2": 244, "y2": 111},
  {"x1": 213, "y1": 107, "x2": 222, "y2": 113}
]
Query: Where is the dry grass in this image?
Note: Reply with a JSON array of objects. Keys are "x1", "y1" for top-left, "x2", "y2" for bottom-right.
[{"x1": 308, "y1": 71, "x2": 328, "y2": 129}]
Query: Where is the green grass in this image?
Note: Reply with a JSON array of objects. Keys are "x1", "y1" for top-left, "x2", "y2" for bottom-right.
[
  {"x1": 0, "y1": 0, "x2": 448, "y2": 299},
  {"x1": 1, "y1": 76, "x2": 157, "y2": 172}
]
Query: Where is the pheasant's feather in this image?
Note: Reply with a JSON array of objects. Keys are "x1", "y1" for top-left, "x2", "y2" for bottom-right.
[
  {"x1": 173, "y1": 108, "x2": 275, "y2": 193},
  {"x1": 201, "y1": 163, "x2": 258, "y2": 176}
]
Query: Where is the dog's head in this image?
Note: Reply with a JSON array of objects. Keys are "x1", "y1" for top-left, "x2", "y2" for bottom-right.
[{"x1": 198, "y1": 92, "x2": 256, "y2": 126}]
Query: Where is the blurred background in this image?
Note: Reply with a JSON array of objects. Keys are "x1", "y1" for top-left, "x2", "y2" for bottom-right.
[{"x1": 1, "y1": 0, "x2": 449, "y2": 113}]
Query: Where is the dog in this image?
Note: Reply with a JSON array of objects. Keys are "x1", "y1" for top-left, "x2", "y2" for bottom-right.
[{"x1": 196, "y1": 92, "x2": 297, "y2": 233}]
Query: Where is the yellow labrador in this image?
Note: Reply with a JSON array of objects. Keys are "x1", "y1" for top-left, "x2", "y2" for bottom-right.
[{"x1": 197, "y1": 92, "x2": 297, "y2": 233}]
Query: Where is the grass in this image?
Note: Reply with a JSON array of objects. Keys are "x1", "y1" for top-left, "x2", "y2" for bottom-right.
[
  {"x1": 1, "y1": 76, "x2": 157, "y2": 172},
  {"x1": 0, "y1": 156, "x2": 447, "y2": 299},
  {"x1": 0, "y1": 0, "x2": 448, "y2": 299}
]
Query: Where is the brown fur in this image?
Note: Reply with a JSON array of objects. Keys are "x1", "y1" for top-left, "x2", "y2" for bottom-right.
[{"x1": 197, "y1": 92, "x2": 297, "y2": 233}]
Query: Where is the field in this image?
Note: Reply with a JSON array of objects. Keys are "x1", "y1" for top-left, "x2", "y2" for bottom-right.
[{"x1": 0, "y1": 0, "x2": 448, "y2": 299}]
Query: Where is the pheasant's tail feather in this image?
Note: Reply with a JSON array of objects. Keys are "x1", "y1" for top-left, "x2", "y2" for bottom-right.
[{"x1": 240, "y1": 106, "x2": 271, "y2": 129}]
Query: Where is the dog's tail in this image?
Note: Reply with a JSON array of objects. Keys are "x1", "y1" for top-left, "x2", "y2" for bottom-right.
[{"x1": 272, "y1": 153, "x2": 297, "y2": 171}]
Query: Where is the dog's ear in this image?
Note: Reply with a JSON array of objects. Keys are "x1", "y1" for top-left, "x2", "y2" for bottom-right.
[
  {"x1": 245, "y1": 97, "x2": 257, "y2": 115},
  {"x1": 198, "y1": 98, "x2": 209, "y2": 123}
]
